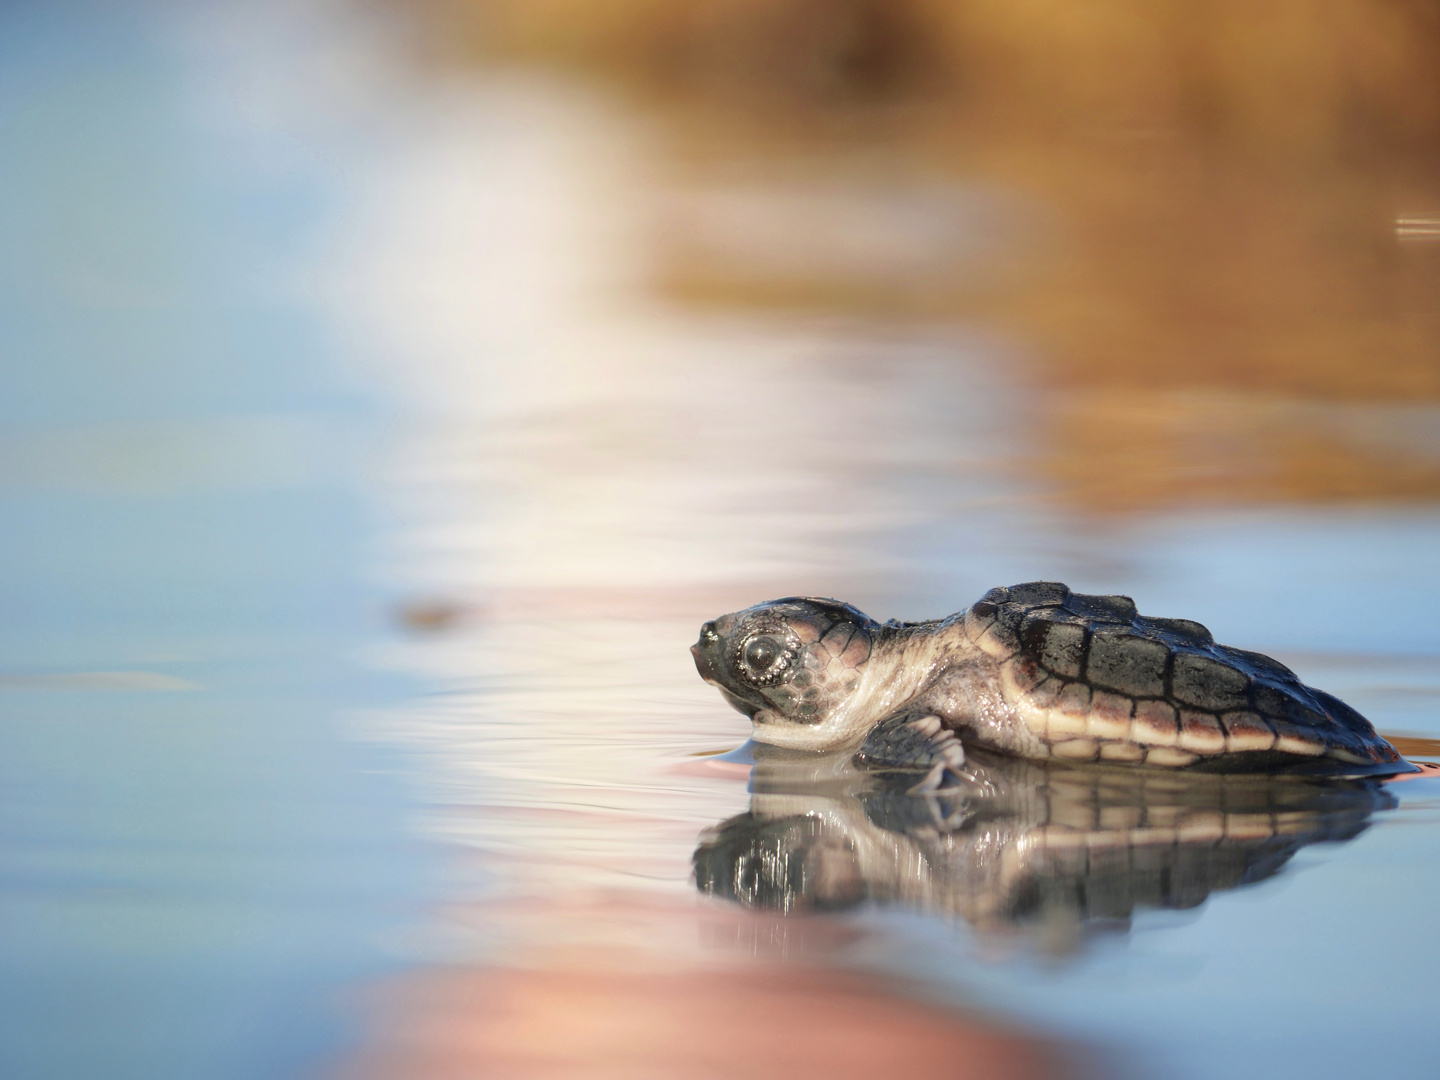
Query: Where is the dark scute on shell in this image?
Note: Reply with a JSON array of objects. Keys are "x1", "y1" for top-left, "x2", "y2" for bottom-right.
[
  {"x1": 996, "y1": 606, "x2": 1027, "y2": 631},
  {"x1": 1248, "y1": 677, "x2": 1344, "y2": 740},
  {"x1": 1020, "y1": 612, "x2": 1087, "y2": 678},
  {"x1": 1085, "y1": 629, "x2": 1168, "y2": 697},
  {"x1": 1064, "y1": 591, "x2": 1139, "y2": 623},
  {"x1": 969, "y1": 584, "x2": 1394, "y2": 765},
  {"x1": 967, "y1": 602, "x2": 999, "y2": 643},
  {"x1": 1251, "y1": 682, "x2": 1296, "y2": 720},
  {"x1": 1171, "y1": 652, "x2": 1251, "y2": 711},
  {"x1": 1308, "y1": 688, "x2": 1379, "y2": 737},
  {"x1": 1218, "y1": 646, "x2": 1297, "y2": 682},
  {"x1": 1005, "y1": 581, "x2": 1071, "y2": 607},
  {"x1": 1318, "y1": 723, "x2": 1369, "y2": 757},
  {"x1": 1142, "y1": 616, "x2": 1214, "y2": 646},
  {"x1": 1179, "y1": 709, "x2": 1224, "y2": 744},
  {"x1": 1284, "y1": 699, "x2": 1333, "y2": 732},
  {"x1": 986, "y1": 625, "x2": 1021, "y2": 656},
  {"x1": 1018, "y1": 613, "x2": 1048, "y2": 651},
  {"x1": 987, "y1": 603, "x2": 1028, "y2": 654},
  {"x1": 1023, "y1": 607, "x2": 1090, "y2": 629},
  {"x1": 970, "y1": 600, "x2": 999, "y2": 621}
]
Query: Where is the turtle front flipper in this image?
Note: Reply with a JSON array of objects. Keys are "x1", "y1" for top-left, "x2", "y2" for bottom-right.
[{"x1": 854, "y1": 708, "x2": 967, "y2": 793}]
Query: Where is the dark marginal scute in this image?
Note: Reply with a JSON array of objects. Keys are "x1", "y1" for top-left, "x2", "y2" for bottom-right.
[
  {"x1": 1085, "y1": 629, "x2": 1168, "y2": 697},
  {"x1": 1021, "y1": 613, "x2": 1088, "y2": 678},
  {"x1": 1134, "y1": 698, "x2": 1179, "y2": 741},
  {"x1": 1285, "y1": 699, "x2": 1333, "y2": 731},
  {"x1": 1374, "y1": 739, "x2": 1404, "y2": 763},
  {"x1": 966, "y1": 601, "x2": 999, "y2": 644},
  {"x1": 970, "y1": 600, "x2": 999, "y2": 621},
  {"x1": 1018, "y1": 612, "x2": 1048, "y2": 652},
  {"x1": 1322, "y1": 723, "x2": 1372, "y2": 758},
  {"x1": 1064, "y1": 591, "x2": 1139, "y2": 623},
  {"x1": 1222, "y1": 710, "x2": 1276, "y2": 742},
  {"x1": 1010, "y1": 655, "x2": 1045, "y2": 694},
  {"x1": 1187, "y1": 749, "x2": 1328, "y2": 773},
  {"x1": 980, "y1": 587, "x2": 1011, "y2": 605},
  {"x1": 983, "y1": 603, "x2": 1026, "y2": 655},
  {"x1": 1057, "y1": 681, "x2": 1092, "y2": 715},
  {"x1": 1171, "y1": 652, "x2": 1251, "y2": 711},
  {"x1": 1219, "y1": 646, "x2": 1298, "y2": 682},
  {"x1": 1029, "y1": 675, "x2": 1065, "y2": 709},
  {"x1": 1251, "y1": 682, "x2": 1295, "y2": 720},
  {"x1": 1006, "y1": 581, "x2": 1071, "y2": 607},
  {"x1": 1308, "y1": 689, "x2": 1380, "y2": 737},
  {"x1": 985, "y1": 624, "x2": 1021, "y2": 659},
  {"x1": 1178, "y1": 709, "x2": 1225, "y2": 748},
  {"x1": 1142, "y1": 616, "x2": 1214, "y2": 647},
  {"x1": 994, "y1": 603, "x2": 1028, "y2": 637}
]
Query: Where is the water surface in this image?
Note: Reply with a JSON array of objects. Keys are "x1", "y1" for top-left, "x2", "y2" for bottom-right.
[{"x1": 4, "y1": 4, "x2": 1440, "y2": 1079}]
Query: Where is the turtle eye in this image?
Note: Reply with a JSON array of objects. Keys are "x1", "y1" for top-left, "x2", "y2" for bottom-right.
[{"x1": 740, "y1": 635, "x2": 785, "y2": 680}]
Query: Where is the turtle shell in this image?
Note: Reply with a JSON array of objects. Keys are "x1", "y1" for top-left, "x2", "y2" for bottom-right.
[{"x1": 964, "y1": 581, "x2": 1404, "y2": 771}]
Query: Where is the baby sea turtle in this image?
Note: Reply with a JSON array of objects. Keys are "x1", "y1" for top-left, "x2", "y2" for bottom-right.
[{"x1": 691, "y1": 582, "x2": 1413, "y2": 787}]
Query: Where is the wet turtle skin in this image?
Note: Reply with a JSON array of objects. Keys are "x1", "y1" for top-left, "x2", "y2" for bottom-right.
[{"x1": 691, "y1": 582, "x2": 1409, "y2": 775}]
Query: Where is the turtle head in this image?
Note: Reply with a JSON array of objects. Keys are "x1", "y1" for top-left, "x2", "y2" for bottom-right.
[{"x1": 691, "y1": 597, "x2": 878, "y2": 750}]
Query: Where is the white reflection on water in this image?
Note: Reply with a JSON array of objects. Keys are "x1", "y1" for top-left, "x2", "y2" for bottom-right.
[{"x1": 325, "y1": 71, "x2": 1041, "y2": 917}]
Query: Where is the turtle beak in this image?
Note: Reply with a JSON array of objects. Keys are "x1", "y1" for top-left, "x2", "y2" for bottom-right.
[
  {"x1": 693, "y1": 617, "x2": 762, "y2": 717},
  {"x1": 692, "y1": 622, "x2": 722, "y2": 684}
]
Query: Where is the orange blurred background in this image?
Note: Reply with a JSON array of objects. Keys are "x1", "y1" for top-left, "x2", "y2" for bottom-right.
[{"x1": 410, "y1": 0, "x2": 1440, "y2": 510}]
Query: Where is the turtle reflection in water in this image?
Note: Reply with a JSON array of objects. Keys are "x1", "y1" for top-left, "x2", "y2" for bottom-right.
[
  {"x1": 691, "y1": 581, "x2": 1416, "y2": 788},
  {"x1": 693, "y1": 745, "x2": 1396, "y2": 940}
]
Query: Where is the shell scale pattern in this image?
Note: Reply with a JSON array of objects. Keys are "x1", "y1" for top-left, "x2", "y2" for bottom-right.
[{"x1": 966, "y1": 582, "x2": 1402, "y2": 769}]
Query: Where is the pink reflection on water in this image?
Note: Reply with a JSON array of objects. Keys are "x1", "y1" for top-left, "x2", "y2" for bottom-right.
[{"x1": 336, "y1": 897, "x2": 1088, "y2": 1080}]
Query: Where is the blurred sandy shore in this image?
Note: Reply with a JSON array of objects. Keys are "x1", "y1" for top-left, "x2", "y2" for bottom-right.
[{"x1": 402, "y1": 0, "x2": 1440, "y2": 514}]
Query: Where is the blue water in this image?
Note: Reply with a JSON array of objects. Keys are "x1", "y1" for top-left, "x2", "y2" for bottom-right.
[{"x1": 0, "y1": 5, "x2": 430, "y2": 1078}]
